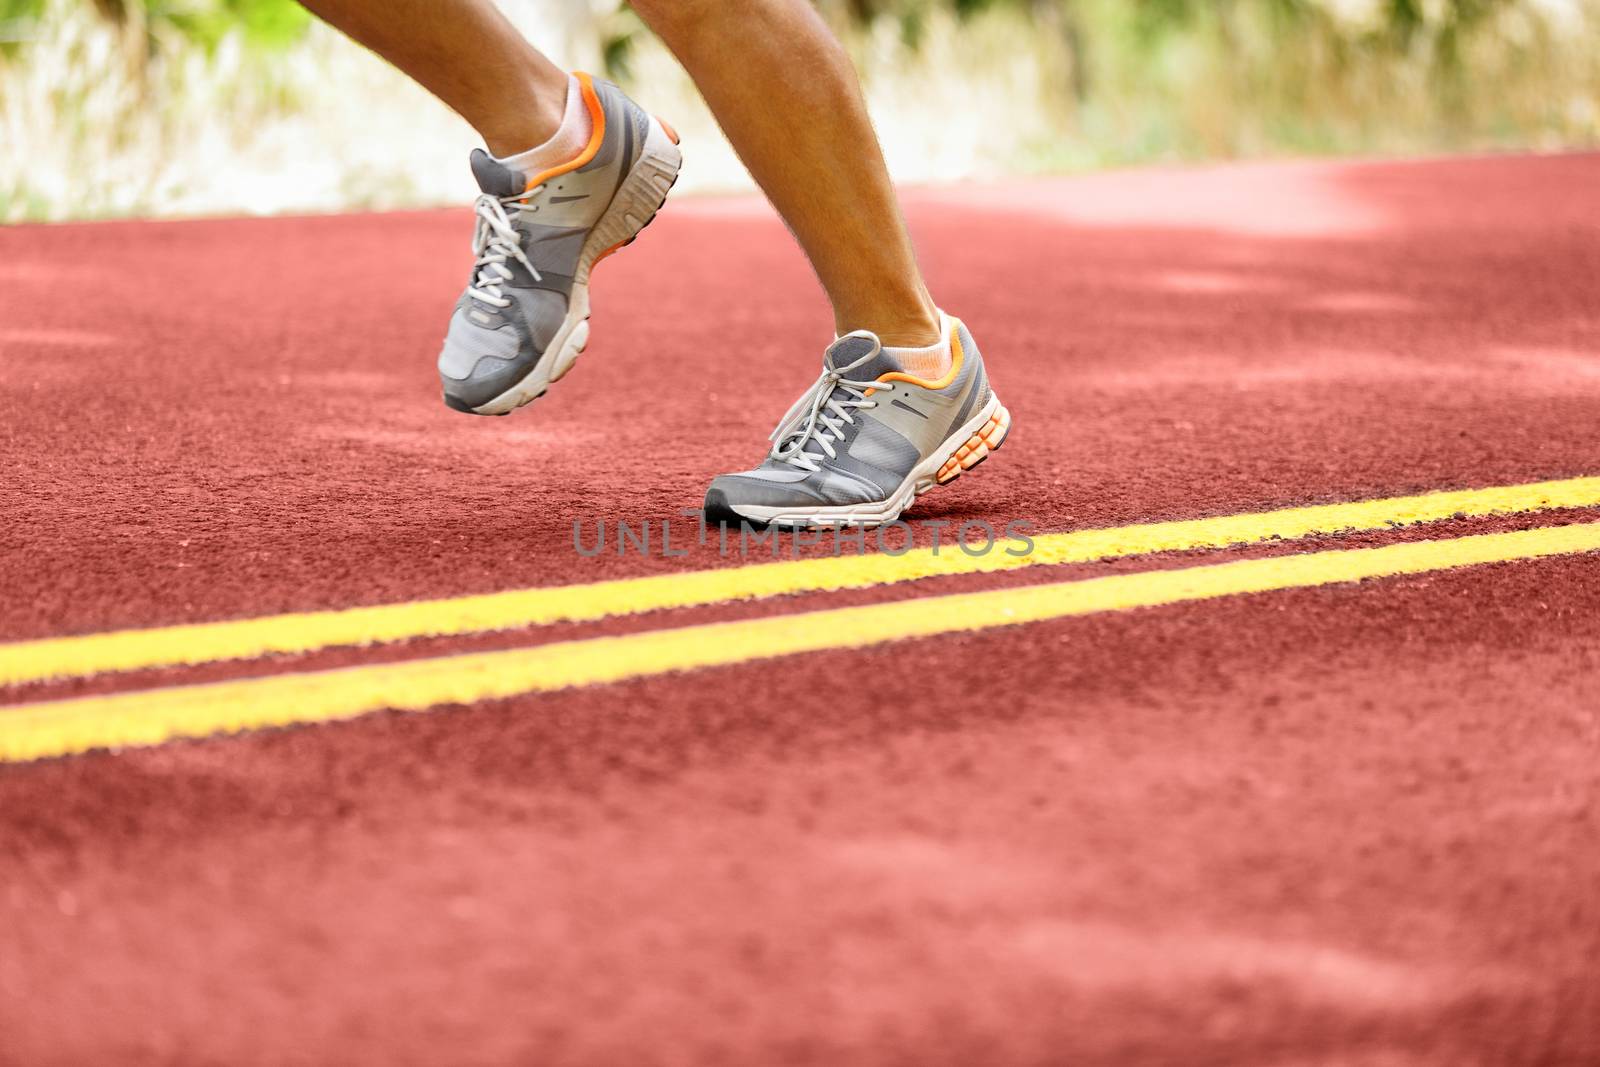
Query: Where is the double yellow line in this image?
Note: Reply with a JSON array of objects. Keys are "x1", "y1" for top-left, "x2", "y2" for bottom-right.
[{"x1": 2, "y1": 476, "x2": 1598, "y2": 763}]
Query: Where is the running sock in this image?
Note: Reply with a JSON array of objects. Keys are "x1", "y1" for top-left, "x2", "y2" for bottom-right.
[
  {"x1": 881, "y1": 313, "x2": 954, "y2": 380},
  {"x1": 494, "y1": 74, "x2": 593, "y2": 176}
]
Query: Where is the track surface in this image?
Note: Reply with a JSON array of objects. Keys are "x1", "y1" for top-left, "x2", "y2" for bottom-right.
[{"x1": 2, "y1": 154, "x2": 1599, "y2": 1065}]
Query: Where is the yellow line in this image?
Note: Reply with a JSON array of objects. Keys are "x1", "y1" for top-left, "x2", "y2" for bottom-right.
[
  {"x1": 3, "y1": 475, "x2": 1598, "y2": 689},
  {"x1": 3, "y1": 522, "x2": 1597, "y2": 764}
]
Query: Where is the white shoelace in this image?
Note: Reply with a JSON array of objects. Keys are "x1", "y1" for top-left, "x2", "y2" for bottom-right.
[
  {"x1": 466, "y1": 186, "x2": 546, "y2": 308},
  {"x1": 769, "y1": 368, "x2": 893, "y2": 472}
]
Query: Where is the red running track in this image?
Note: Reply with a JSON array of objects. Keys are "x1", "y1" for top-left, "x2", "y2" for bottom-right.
[{"x1": 2, "y1": 153, "x2": 1599, "y2": 1065}]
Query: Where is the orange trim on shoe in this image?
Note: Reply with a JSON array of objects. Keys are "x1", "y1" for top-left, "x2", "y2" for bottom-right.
[
  {"x1": 525, "y1": 72, "x2": 608, "y2": 191},
  {"x1": 656, "y1": 115, "x2": 681, "y2": 145},
  {"x1": 590, "y1": 235, "x2": 634, "y2": 270},
  {"x1": 936, "y1": 403, "x2": 1010, "y2": 484},
  {"x1": 875, "y1": 319, "x2": 965, "y2": 390}
]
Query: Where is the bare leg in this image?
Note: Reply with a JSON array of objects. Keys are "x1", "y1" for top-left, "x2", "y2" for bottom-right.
[
  {"x1": 300, "y1": 0, "x2": 941, "y2": 347},
  {"x1": 630, "y1": 0, "x2": 940, "y2": 347},
  {"x1": 298, "y1": 0, "x2": 567, "y2": 157}
]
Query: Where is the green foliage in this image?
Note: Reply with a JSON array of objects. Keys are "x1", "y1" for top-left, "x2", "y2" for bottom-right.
[
  {"x1": 151, "y1": 0, "x2": 312, "y2": 52},
  {"x1": 11, "y1": 0, "x2": 1545, "y2": 91},
  {"x1": 12, "y1": 0, "x2": 313, "y2": 56},
  {"x1": 859, "y1": 0, "x2": 1540, "y2": 117},
  {"x1": 601, "y1": 2, "x2": 646, "y2": 81},
  {"x1": 0, "y1": 0, "x2": 47, "y2": 56},
  {"x1": 0, "y1": 0, "x2": 47, "y2": 19},
  {"x1": 3, "y1": 0, "x2": 1593, "y2": 223},
  {"x1": 220, "y1": 0, "x2": 312, "y2": 48},
  {"x1": 821, "y1": 0, "x2": 1521, "y2": 67}
]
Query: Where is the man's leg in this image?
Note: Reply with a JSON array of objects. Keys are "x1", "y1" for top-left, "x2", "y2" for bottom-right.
[
  {"x1": 304, "y1": 0, "x2": 941, "y2": 349},
  {"x1": 630, "y1": 0, "x2": 940, "y2": 348},
  {"x1": 298, "y1": 0, "x2": 567, "y2": 157},
  {"x1": 298, "y1": 0, "x2": 1005, "y2": 526},
  {"x1": 301, "y1": 0, "x2": 684, "y2": 416},
  {"x1": 635, "y1": 2, "x2": 1006, "y2": 525}
]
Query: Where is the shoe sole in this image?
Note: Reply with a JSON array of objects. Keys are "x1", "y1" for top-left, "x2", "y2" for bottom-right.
[
  {"x1": 708, "y1": 394, "x2": 1013, "y2": 528},
  {"x1": 464, "y1": 116, "x2": 683, "y2": 417}
]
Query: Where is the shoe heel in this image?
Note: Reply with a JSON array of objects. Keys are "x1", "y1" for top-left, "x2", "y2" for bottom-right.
[
  {"x1": 577, "y1": 116, "x2": 683, "y2": 282},
  {"x1": 935, "y1": 402, "x2": 1010, "y2": 485}
]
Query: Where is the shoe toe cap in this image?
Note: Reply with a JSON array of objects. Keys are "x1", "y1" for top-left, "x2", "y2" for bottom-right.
[
  {"x1": 704, "y1": 470, "x2": 841, "y2": 522},
  {"x1": 437, "y1": 291, "x2": 571, "y2": 411},
  {"x1": 701, "y1": 482, "x2": 747, "y2": 526}
]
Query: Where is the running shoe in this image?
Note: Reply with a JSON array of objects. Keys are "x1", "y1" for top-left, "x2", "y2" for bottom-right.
[
  {"x1": 702, "y1": 313, "x2": 1011, "y2": 527},
  {"x1": 437, "y1": 73, "x2": 682, "y2": 415}
]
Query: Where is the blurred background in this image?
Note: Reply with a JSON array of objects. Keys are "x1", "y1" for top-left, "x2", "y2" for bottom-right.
[{"x1": 2, "y1": 0, "x2": 1597, "y2": 222}]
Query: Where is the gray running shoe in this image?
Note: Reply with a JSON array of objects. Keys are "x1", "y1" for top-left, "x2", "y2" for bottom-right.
[
  {"x1": 438, "y1": 74, "x2": 682, "y2": 415},
  {"x1": 703, "y1": 313, "x2": 1011, "y2": 527}
]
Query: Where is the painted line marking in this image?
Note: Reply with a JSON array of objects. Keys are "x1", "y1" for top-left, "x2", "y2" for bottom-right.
[
  {"x1": 2, "y1": 476, "x2": 1597, "y2": 690},
  {"x1": 3, "y1": 521, "x2": 1597, "y2": 764}
]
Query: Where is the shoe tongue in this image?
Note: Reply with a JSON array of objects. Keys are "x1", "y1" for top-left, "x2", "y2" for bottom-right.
[
  {"x1": 824, "y1": 330, "x2": 902, "y2": 380},
  {"x1": 469, "y1": 148, "x2": 525, "y2": 197},
  {"x1": 771, "y1": 332, "x2": 897, "y2": 464}
]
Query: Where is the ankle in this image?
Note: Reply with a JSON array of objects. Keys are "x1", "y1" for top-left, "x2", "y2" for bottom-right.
[
  {"x1": 874, "y1": 323, "x2": 942, "y2": 348},
  {"x1": 842, "y1": 310, "x2": 940, "y2": 349},
  {"x1": 880, "y1": 310, "x2": 954, "y2": 379},
  {"x1": 478, "y1": 70, "x2": 570, "y2": 159},
  {"x1": 836, "y1": 287, "x2": 940, "y2": 348}
]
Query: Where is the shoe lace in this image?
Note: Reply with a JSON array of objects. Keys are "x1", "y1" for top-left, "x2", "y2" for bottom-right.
[
  {"x1": 466, "y1": 185, "x2": 547, "y2": 308},
  {"x1": 768, "y1": 367, "x2": 893, "y2": 472}
]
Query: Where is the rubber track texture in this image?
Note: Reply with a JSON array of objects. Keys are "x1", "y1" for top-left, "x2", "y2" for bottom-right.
[{"x1": 1, "y1": 154, "x2": 1599, "y2": 1066}]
